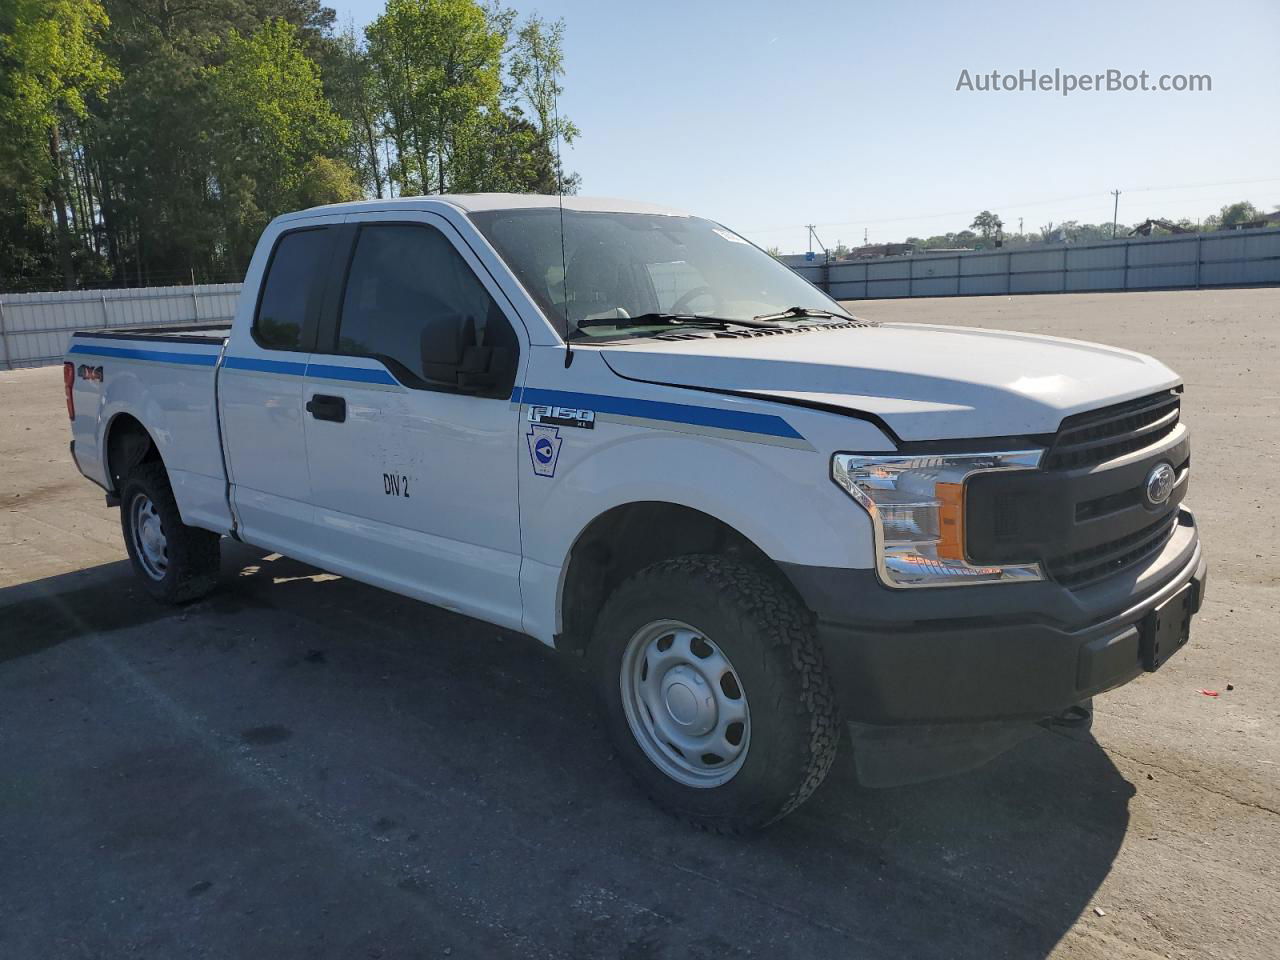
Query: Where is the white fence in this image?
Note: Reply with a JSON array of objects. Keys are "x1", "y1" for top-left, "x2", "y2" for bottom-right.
[{"x1": 0, "y1": 284, "x2": 241, "y2": 369}]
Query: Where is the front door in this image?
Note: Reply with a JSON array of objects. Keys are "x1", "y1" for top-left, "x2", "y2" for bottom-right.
[{"x1": 301, "y1": 213, "x2": 527, "y2": 631}]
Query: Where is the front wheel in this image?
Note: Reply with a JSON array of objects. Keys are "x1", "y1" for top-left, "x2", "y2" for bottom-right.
[
  {"x1": 591, "y1": 555, "x2": 839, "y2": 833},
  {"x1": 119, "y1": 462, "x2": 221, "y2": 604}
]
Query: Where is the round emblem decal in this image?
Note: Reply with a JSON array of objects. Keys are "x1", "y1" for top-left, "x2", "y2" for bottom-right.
[
  {"x1": 1144, "y1": 462, "x2": 1176, "y2": 507},
  {"x1": 534, "y1": 437, "x2": 555, "y2": 463}
]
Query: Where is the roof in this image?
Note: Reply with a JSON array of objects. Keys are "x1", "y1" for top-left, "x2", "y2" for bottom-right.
[{"x1": 277, "y1": 193, "x2": 689, "y2": 223}]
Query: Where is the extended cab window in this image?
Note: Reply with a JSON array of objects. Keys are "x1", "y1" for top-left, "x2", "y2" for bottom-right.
[
  {"x1": 255, "y1": 227, "x2": 332, "y2": 351},
  {"x1": 335, "y1": 223, "x2": 517, "y2": 395}
]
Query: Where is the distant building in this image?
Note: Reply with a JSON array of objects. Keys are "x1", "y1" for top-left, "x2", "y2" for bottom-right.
[
  {"x1": 842, "y1": 242, "x2": 915, "y2": 260},
  {"x1": 1237, "y1": 210, "x2": 1280, "y2": 230}
]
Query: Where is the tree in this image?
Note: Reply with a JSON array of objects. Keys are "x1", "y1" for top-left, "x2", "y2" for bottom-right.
[
  {"x1": 0, "y1": 0, "x2": 118, "y2": 286},
  {"x1": 452, "y1": 110, "x2": 554, "y2": 192},
  {"x1": 1218, "y1": 201, "x2": 1262, "y2": 228},
  {"x1": 506, "y1": 14, "x2": 578, "y2": 192},
  {"x1": 0, "y1": 0, "x2": 587, "y2": 290},
  {"x1": 969, "y1": 210, "x2": 1002, "y2": 241},
  {"x1": 209, "y1": 18, "x2": 353, "y2": 262},
  {"x1": 320, "y1": 24, "x2": 386, "y2": 197},
  {"x1": 367, "y1": 0, "x2": 505, "y2": 195}
]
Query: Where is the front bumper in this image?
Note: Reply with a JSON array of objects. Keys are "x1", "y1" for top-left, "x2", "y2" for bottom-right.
[{"x1": 782, "y1": 507, "x2": 1206, "y2": 726}]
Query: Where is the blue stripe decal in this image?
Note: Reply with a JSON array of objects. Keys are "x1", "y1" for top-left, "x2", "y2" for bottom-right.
[
  {"x1": 305, "y1": 362, "x2": 399, "y2": 386},
  {"x1": 223, "y1": 355, "x2": 308, "y2": 376},
  {"x1": 68, "y1": 344, "x2": 218, "y2": 367},
  {"x1": 512, "y1": 386, "x2": 802, "y2": 440},
  {"x1": 73, "y1": 344, "x2": 399, "y2": 387}
]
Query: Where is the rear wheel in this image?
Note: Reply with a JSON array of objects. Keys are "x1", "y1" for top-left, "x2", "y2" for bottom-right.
[
  {"x1": 591, "y1": 554, "x2": 838, "y2": 833},
  {"x1": 119, "y1": 462, "x2": 220, "y2": 604}
]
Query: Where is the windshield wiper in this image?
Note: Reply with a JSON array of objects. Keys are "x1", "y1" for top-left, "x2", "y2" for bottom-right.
[
  {"x1": 751, "y1": 306, "x2": 854, "y2": 323},
  {"x1": 573, "y1": 312, "x2": 776, "y2": 334}
]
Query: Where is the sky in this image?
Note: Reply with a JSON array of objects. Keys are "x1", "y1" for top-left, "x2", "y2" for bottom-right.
[{"x1": 330, "y1": 0, "x2": 1280, "y2": 253}]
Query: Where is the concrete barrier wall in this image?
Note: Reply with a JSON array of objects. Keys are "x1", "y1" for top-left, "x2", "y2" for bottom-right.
[{"x1": 0, "y1": 284, "x2": 241, "y2": 369}]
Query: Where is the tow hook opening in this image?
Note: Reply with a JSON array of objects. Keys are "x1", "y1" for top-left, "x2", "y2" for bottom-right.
[{"x1": 1043, "y1": 700, "x2": 1094, "y2": 730}]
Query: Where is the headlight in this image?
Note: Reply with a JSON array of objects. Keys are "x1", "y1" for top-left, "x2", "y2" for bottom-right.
[{"x1": 832, "y1": 450, "x2": 1044, "y2": 588}]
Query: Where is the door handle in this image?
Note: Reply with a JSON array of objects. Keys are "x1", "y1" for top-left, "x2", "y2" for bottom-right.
[{"x1": 306, "y1": 394, "x2": 346, "y2": 423}]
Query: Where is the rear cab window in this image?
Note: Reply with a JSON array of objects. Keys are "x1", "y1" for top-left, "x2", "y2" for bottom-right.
[{"x1": 254, "y1": 227, "x2": 336, "y2": 352}]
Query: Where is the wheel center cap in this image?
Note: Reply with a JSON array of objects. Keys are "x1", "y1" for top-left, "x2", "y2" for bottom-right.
[
  {"x1": 662, "y1": 666, "x2": 715, "y2": 734},
  {"x1": 665, "y1": 682, "x2": 699, "y2": 725}
]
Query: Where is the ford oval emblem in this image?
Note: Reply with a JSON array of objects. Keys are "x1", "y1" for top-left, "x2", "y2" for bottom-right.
[{"x1": 1144, "y1": 462, "x2": 1176, "y2": 507}]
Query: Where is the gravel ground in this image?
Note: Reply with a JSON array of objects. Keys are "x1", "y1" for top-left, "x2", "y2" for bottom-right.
[{"x1": 1, "y1": 288, "x2": 1276, "y2": 959}]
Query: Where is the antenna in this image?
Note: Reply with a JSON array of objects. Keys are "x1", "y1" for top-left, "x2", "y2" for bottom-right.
[{"x1": 552, "y1": 87, "x2": 572, "y2": 368}]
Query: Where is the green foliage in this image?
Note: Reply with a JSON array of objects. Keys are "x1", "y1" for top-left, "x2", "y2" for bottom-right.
[
  {"x1": 0, "y1": 0, "x2": 118, "y2": 285},
  {"x1": 1218, "y1": 201, "x2": 1262, "y2": 228},
  {"x1": 0, "y1": 0, "x2": 582, "y2": 290},
  {"x1": 209, "y1": 18, "x2": 352, "y2": 259},
  {"x1": 367, "y1": 0, "x2": 505, "y2": 194},
  {"x1": 969, "y1": 210, "x2": 1001, "y2": 240}
]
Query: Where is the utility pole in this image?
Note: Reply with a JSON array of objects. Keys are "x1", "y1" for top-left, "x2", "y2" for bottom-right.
[
  {"x1": 805, "y1": 224, "x2": 830, "y2": 263},
  {"x1": 1018, "y1": 217, "x2": 1024, "y2": 237},
  {"x1": 1111, "y1": 189, "x2": 1122, "y2": 239},
  {"x1": 863, "y1": 227, "x2": 868, "y2": 245}
]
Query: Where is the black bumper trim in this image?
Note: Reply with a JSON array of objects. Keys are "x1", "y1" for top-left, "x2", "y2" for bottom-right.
[{"x1": 783, "y1": 514, "x2": 1206, "y2": 726}]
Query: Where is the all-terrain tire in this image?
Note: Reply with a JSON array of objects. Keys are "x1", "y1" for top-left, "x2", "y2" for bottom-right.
[
  {"x1": 590, "y1": 554, "x2": 838, "y2": 833},
  {"x1": 119, "y1": 462, "x2": 221, "y2": 604}
]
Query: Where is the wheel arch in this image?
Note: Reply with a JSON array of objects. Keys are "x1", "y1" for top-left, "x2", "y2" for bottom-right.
[
  {"x1": 556, "y1": 501, "x2": 791, "y2": 658},
  {"x1": 103, "y1": 412, "x2": 163, "y2": 495}
]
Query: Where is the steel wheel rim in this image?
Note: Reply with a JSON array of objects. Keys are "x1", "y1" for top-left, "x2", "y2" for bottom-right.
[
  {"x1": 129, "y1": 492, "x2": 168, "y2": 581},
  {"x1": 619, "y1": 619, "x2": 750, "y2": 788}
]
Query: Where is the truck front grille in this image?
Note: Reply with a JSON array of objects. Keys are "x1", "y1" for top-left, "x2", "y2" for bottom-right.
[
  {"x1": 965, "y1": 386, "x2": 1189, "y2": 590},
  {"x1": 1044, "y1": 390, "x2": 1181, "y2": 471},
  {"x1": 1045, "y1": 515, "x2": 1180, "y2": 588}
]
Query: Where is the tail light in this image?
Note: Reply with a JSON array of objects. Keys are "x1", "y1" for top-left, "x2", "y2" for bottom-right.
[{"x1": 63, "y1": 362, "x2": 75, "y2": 420}]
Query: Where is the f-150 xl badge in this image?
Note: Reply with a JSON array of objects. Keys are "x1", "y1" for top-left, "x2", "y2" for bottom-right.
[{"x1": 528, "y1": 404, "x2": 594, "y2": 430}]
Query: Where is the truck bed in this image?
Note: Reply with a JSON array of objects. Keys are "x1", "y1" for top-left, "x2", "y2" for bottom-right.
[{"x1": 72, "y1": 323, "x2": 232, "y2": 345}]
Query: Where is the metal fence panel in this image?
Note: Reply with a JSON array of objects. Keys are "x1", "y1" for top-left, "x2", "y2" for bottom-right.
[
  {"x1": 867, "y1": 260, "x2": 911, "y2": 281},
  {"x1": 1009, "y1": 271, "x2": 1066, "y2": 293},
  {"x1": 1066, "y1": 245, "x2": 1126, "y2": 270},
  {"x1": 0, "y1": 283, "x2": 242, "y2": 369},
  {"x1": 1127, "y1": 237, "x2": 1194, "y2": 266},
  {"x1": 794, "y1": 227, "x2": 1280, "y2": 301},
  {"x1": 1010, "y1": 249, "x2": 1067, "y2": 273},
  {"x1": 1066, "y1": 268, "x2": 1125, "y2": 291},
  {"x1": 959, "y1": 273, "x2": 1009, "y2": 295},
  {"x1": 961, "y1": 252, "x2": 1007, "y2": 275}
]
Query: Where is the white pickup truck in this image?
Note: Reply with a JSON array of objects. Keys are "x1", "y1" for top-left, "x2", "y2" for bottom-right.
[{"x1": 65, "y1": 194, "x2": 1206, "y2": 831}]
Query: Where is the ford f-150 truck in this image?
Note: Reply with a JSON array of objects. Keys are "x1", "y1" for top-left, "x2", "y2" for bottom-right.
[{"x1": 64, "y1": 194, "x2": 1206, "y2": 832}]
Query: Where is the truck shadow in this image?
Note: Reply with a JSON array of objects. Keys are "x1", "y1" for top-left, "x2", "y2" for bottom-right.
[{"x1": 0, "y1": 546, "x2": 1131, "y2": 959}]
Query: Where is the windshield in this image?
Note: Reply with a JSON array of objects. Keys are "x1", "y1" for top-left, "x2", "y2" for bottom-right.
[{"x1": 468, "y1": 208, "x2": 851, "y2": 339}]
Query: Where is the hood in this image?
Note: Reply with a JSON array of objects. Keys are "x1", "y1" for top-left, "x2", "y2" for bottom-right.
[{"x1": 599, "y1": 322, "x2": 1180, "y2": 442}]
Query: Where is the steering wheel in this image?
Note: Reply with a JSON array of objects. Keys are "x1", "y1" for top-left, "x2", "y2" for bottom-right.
[{"x1": 670, "y1": 285, "x2": 721, "y2": 315}]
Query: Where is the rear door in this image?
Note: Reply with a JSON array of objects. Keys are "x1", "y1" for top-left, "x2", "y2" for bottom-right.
[
  {"x1": 300, "y1": 212, "x2": 527, "y2": 630},
  {"x1": 219, "y1": 220, "x2": 340, "y2": 554}
]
